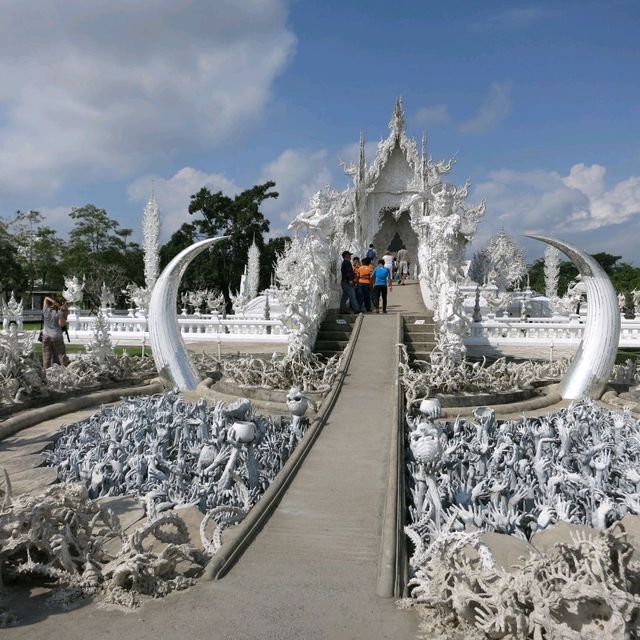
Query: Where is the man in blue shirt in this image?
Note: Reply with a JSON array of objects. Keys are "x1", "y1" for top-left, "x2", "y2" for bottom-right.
[
  {"x1": 340, "y1": 250, "x2": 360, "y2": 314},
  {"x1": 372, "y1": 259, "x2": 392, "y2": 313}
]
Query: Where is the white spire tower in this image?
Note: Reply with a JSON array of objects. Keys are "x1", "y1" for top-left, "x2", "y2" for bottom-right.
[
  {"x1": 246, "y1": 236, "x2": 260, "y2": 300},
  {"x1": 142, "y1": 186, "x2": 161, "y2": 291},
  {"x1": 544, "y1": 245, "x2": 560, "y2": 299}
]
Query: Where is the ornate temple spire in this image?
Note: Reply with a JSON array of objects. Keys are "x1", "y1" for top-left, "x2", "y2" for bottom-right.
[
  {"x1": 354, "y1": 131, "x2": 366, "y2": 245},
  {"x1": 421, "y1": 130, "x2": 428, "y2": 189},
  {"x1": 389, "y1": 96, "x2": 406, "y2": 140},
  {"x1": 246, "y1": 235, "x2": 260, "y2": 300},
  {"x1": 357, "y1": 131, "x2": 366, "y2": 187},
  {"x1": 142, "y1": 186, "x2": 161, "y2": 291}
]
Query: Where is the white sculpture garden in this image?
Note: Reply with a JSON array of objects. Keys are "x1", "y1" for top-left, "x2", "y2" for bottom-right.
[{"x1": 1, "y1": 99, "x2": 640, "y2": 638}]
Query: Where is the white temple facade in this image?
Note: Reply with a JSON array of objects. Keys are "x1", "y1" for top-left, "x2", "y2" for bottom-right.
[{"x1": 287, "y1": 97, "x2": 486, "y2": 327}]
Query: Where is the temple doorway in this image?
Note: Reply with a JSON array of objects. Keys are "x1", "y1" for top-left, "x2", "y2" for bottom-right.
[{"x1": 372, "y1": 208, "x2": 418, "y2": 259}]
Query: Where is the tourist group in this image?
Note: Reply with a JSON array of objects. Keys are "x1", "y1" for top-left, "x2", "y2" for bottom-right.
[{"x1": 340, "y1": 244, "x2": 411, "y2": 314}]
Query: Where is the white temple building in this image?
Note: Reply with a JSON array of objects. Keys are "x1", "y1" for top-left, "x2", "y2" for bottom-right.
[{"x1": 287, "y1": 97, "x2": 485, "y2": 328}]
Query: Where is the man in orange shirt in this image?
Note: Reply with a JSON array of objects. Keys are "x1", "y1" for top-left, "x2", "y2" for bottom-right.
[{"x1": 355, "y1": 257, "x2": 374, "y2": 312}]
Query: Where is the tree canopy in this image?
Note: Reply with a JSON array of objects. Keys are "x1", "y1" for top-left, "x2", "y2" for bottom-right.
[
  {"x1": 0, "y1": 205, "x2": 144, "y2": 309},
  {"x1": 160, "y1": 181, "x2": 280, "y2": 311},
  {"x1": 528, "y1": 251, "x2": 640, "y2": 296}
]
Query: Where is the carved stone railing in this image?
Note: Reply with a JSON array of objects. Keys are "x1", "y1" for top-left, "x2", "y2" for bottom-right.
[
  {"x1": 466, "y1": 317, "x2": 640, "y2": 348},
  {"x1": 65, "y1": 313, "x2": 288, "y2": 344}
]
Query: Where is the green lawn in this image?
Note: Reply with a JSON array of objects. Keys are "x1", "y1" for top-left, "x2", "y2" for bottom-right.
[{"x1": 616, "y1": 348, "x2": 640, "y2": 365}]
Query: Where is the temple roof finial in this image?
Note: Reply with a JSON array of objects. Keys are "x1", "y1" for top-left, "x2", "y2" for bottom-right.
[
  {"x1": 389, "y1": 96, "x2": 405, "y2": 139},
  {"x1": 358, "y1": 131, "x2": 366, "y2": 184},
  {"x1": 421, "y1": 130, "x2": 428, "y2": 186}
]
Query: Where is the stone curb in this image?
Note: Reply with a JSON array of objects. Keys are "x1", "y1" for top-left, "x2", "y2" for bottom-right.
[
  {"x1": 0, "y1": 373, "x2": 158, "y2": 421},
  {"x1": 377, "y1": 313, "x2": 408, "y2": 598},
  {"x1": 0, "y1": 379, "x2": 164, "y2": 441},
  {"x1": 204, "y1": 313, "x2": 364, "y2": 581},
  {"x1": 440, "y1": 383, "x2": 562, "y2": 418},
  {"x1": 210, "y1": 377, "x2": 326, "y2": 404}
]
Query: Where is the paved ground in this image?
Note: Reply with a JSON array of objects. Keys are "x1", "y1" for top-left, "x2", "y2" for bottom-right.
[{"x1": 3, "y1": 285, "x2": 425, "y2": 640}]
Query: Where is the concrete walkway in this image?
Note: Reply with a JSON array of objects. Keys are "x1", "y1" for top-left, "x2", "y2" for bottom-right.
[{"x1": 4, "y1": 296, "x2": 420, "y2": 639}]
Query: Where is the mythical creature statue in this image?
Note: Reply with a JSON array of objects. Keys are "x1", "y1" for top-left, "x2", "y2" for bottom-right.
[
  {"x1": 565, "y1": 275, "x2": 587, "y2": 312},
  {"x1": 99, "y1": 282, "x2": 115, "y2": 309},
  {"x1": 123, "y1": 283, "x2": 151, "y2": 315},
  {"x1": 439, "y1": 285, "x2": 471, "y2": 364},
  {"x1": 286, "y1": 386, "x2": 310, "y2": 450},
  {"x1": 187, "y1": 289, "x2": 207, "y2": 315},
  {"x1": 632, "y1": 288, "x2": 640, "y2": 315},
  {"x1": 63, "y1": 275, "x2": 84, "y2": 305},
  {"x1": 275, "y1": 192, "x2": 340, "y2": 355},
  {"x1": 0, "y1": 325, "x2": 47, "y2": 404},
  {"x1": 1, "y1": 292, "x2": 23, "y2": 332}
]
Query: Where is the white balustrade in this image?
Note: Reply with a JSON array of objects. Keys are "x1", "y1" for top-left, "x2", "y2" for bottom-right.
[
  {"x1": 64, "y1": 312, "x2": 288, "y2": 345},
  {"x1": 466, "y1": 316, "x2": 640, "y2": 348}
]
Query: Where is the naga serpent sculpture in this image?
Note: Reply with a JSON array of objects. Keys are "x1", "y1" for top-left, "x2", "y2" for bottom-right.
[
  {"x1": 148, "y1": 236, "x2": 228, "y2": 390},
  {"x1": 527, "y1": 235, "x2": 620, "y2": 400}
]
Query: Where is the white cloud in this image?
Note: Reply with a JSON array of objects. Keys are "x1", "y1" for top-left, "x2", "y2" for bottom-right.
[
  {"x1": 0, "y1": 0, "x2": 295, "y2": 197},
  {"x1": 562, "y1": 163, "x2": 606, "y2": 199},
  {"x1": 584, "y1": 175, "x2": 640, "y2": 229},
  {"x1": 414, "y1": 104, "x2": 451, "y2": 128},
  {"x1": 259, "y1": 148, "x2": 332, "y2": 233},
  {"x1": 469, "y1": 8, "x2": 554, "y2": 32},
  {"x1": 459, "y1": 82, "x2": 512, "y2": 134},
  {"x1": 128, "y1": 168, "x2": 240, "y2": 239},
  {"x1": 472, "y1": 163, "x2": 640, "y2": 257}
]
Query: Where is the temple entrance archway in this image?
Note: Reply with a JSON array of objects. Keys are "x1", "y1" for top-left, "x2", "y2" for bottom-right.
[{"x1": 372, "y1": 208, "x2": 418, "y2": 260}]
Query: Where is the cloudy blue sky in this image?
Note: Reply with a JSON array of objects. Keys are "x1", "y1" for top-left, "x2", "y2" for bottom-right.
[{"x1": 1, "y1": 0, "x2": 639, "y2": 263}]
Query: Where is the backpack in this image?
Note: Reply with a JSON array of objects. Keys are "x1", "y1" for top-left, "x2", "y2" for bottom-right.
[{"x1": 366, "y1": 247, "x2": 376, "y2": 261}]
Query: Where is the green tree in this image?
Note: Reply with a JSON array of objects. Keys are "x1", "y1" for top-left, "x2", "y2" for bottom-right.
[
  {"x1": 68, "y1": 204, "x2": 119, "y2": 254},
  {"x1": 260, "y1": 236, "x2": 290, "y2": 290},
  {"x1": 611, "y1": 263, "x2": 640, "y2": 293},
  {"x1": 63, "y1": 204, "x2": 144, "y2": 309},
  {"x1": 528, "y1": 251, "x2": 640, "y2": 297},
  {"x1": 33, "y1": 226, "x2": 66, "y2": 290},
  {"x1": 159, "y1": 223, "x2": 197, "y2": 271},
  {"x1": 0, "y1": 217, "x2": 25, "y2": 297},
  {"x1": 185, "y1": 182, "x2": 278, "y2": 309},
  {"x1": 11, "y1": 209, "x2": 45, "y2": 304}
]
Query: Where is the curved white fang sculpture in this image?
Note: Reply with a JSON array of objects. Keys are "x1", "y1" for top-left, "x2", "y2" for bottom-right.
[
  {"x1": 527, "y1": 235, "x2": 620, "y2": 400},
  {"x1": 148, "y1": 236, "x2": 228, "y2": 390}
]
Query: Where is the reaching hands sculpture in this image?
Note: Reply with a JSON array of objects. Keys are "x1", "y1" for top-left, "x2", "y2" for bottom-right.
[{"x1": 403, "y1": 400, "x2": 640, "y2": 638}]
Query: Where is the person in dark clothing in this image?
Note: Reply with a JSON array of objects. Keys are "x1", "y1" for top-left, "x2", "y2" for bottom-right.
[
  {"x1": 340, "y1": 250, "x2": 360, "y2": 313},
  {"x1": 372, "y1": 259, "x2": 392, "y2": 313}
]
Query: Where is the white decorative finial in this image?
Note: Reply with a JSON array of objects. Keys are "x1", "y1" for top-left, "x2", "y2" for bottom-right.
[
  {"x1": 246, "y1": 236, "x2": 260, "y2": 300},
  {"x1": 358, "y1": 131, "x2": 366, "y2": 184},
  {"x1": 143, "y1": 186, "x2": 161, "y2": 291},
  {"x1": 389, "y1": 96, "x2": 405, "y2": 139}
]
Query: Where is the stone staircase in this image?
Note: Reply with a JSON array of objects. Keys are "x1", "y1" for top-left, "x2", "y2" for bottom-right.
[
  {"x1": 313, "y1": 310, "x2": 357, "y2": 358},
  {"x1": 402, "y1": 314, "x2": 436, "y2": 362}
]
